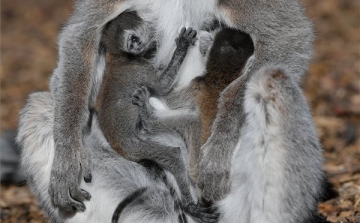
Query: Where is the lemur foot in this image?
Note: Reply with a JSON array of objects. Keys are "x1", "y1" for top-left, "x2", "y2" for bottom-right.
[
  {"x1": 184, "y1": 202, "x2": 220, "y2": 223},
  {"x1": 175, "y1": 27, "x2": 198, "y2": 49},
  {"x1": 132, "y1": 86, "x2": 150, "y2": 107}
]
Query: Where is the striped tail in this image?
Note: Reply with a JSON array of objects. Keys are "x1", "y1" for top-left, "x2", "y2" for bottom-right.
[
  {"x1": 138, "y1": 159, "x2": 188, "y2": 223},
  {"x1": 111, "y1": 188, "x2": 147, "y2": 223}
]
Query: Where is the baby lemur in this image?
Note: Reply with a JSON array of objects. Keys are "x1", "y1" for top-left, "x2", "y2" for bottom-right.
[{"x1": 96, "y1": 11, "x2": 198, "y2": 208}]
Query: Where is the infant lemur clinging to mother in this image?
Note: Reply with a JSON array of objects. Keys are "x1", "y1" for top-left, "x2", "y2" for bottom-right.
[
  {"x1": 97, "y1": 11, "x2": 201, "y2": 211},
  {"x1": 98, "y1": 1, "x2": 255, "y2": 195},
  {"x1": 18, "y1": 11, "x2": 220, "y2": 223}
]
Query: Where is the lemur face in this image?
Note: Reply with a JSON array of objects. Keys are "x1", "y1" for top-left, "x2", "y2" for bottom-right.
[
  {"x1": 123, "y1": 25, "x2": 155, "y2": 55},
  {"x1": 127, "y1": 34, "x2": 142, "y2": 54}
]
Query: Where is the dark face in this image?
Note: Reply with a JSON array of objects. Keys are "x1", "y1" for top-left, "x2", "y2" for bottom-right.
[
  {"x1": 102, "y1": 11, "x2": 156, "y2": 57},
  {"x1": 209, "y1": 28, "x2": 254, "y2": 71},
  {"x1": 122, "y1": 25, "x2": 155, "y2": 55},
  {"x1": 127, "y1": 34, "x2": 142, "y2": 54}
]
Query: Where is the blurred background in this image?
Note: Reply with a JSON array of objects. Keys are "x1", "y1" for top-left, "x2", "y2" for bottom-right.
[{"x1": 1, "y1": 0, "x2": 359, "y2": 222}]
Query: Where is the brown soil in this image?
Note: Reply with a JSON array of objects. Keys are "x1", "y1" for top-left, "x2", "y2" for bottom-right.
[{"x1": 1, "y1": 0, "x2": 359, "y2": 222}]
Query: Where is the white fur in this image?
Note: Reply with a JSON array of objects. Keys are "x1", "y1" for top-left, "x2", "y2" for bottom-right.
[
  {"x1": 18, "y1": 93, "x2": 117, "y2": 222},
  {"x1": 149, "y1": 97, "x2": 195, "y2": 117},
  {"x1": 128, "y1": 0, "x2": 219, "y2": 67},
  {"x1": 175, "y1": 32, "x2": 208, "y2": 90},
  {"x1": 89, "y1": 53, "x2": 106, "y2": 106},
  {"x1": 149, "y1": 97, "x2": 169, "y2": 111},
  {"x1": 217, "y1": 71, "x2": 286, "y2": 223},
  {"x1": 18, "y1": 92, "x2": 199, "y2": 223}
]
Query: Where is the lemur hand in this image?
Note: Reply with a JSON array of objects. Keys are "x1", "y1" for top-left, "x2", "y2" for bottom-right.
[
  {"x1": 49, "y1": 143, "x2": 92, "y2": 213},
  {"x1": 175, "y1": 27, "x2": 198, "y2": 49}
]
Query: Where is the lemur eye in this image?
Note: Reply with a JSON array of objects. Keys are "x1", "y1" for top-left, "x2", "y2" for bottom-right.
[{"x1": 131, "y1": 35, "x2": 139, "y2": 43}]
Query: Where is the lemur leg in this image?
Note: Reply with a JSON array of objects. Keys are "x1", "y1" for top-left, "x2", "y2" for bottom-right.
[
  {"x1": 131, "y1": 140, "x2": 193, "y2": 205},
  {"x1": 132, "y1": 87, "x2": 194, "y2": 203},
  {"x1": 198, "y1": 71, "x2": 251, "y2": 202},
  {"x1": 49, "y1": 1, "x2": 129, "y2": 212},
  {"x1": 132, "y1": 87, "x2": 202, "y2": 182}
]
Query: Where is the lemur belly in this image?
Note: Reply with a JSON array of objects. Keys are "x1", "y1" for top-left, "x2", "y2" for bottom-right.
[{"x1": 175, "y1": 32, "x2": 208, "y2": 90}]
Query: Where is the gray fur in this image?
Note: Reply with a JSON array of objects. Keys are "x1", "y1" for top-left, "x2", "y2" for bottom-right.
[
  {"x1": 215, "y1": 65, "x2": 324, "y2": 223},
  {"x1": 97, "y1": 12, "x2": 198, "y2": 208},
  {"x1": 17, "y1": 91, "x2": 199, "y2": 223},
  {"x1": 198, "y1": 0, "x2": 315, "y2": 202},
  {"x1": 131, "y1": 28, "x2": 323, "y2": 222},
  {"x1": 46, "y1": 0, "x2": 314, "y2": 214}
]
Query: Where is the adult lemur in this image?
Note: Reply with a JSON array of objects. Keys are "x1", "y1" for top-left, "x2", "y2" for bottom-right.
[
  {"x1": 96, "y1": 11, "x2": 199, "y2": 207},
  {"x1": 45, "y1": 0, "x2": 317, "y2": 217}
]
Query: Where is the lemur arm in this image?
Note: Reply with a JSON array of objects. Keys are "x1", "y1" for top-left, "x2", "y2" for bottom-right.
[
  {"x1": 49, "y1": 1, "x2": 128, "y2": 213},
  {"x1": 150, "y1": 28, "x2": 197, "y2": 95},
  {"x1": 197, "y1": 73, "x2": 250, "y2": 202}
]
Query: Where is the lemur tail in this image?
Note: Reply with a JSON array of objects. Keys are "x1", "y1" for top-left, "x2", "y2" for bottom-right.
[
  {"x1": 137, "y1": 159, "x2": 219, "y2": 223},
  {"x1": 111, "y1": 187, "x2": 147, "y2": 223},
  {"x1": 111, "y1": 159, "x2": 188, "y2": 223},
  {"x1": 138, "y1": 159, "x2": 188, "y2": 223}
]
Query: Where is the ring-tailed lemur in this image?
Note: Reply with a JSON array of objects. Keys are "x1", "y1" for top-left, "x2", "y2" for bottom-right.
[{"x1": 96, "y1": 11, "x2": 201, "y2": 210}]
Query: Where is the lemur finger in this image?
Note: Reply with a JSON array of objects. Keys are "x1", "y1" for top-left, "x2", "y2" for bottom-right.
[
  {"x1": 61, "y1": 196, "x2": 85, "y2": 213},
  {"x1": 180, "y1": 27, "x2": 186, "y2": 35},
  {"x1": 72, "y1": 187, "x2": 91, "y2": 201},
  {"x1": 62, "y1": 202, "x2": 78, "y2": 214},
  {"x1": 189, "y1": 30, "x2": 197, "y2": 38},
  {"x1": 69, "y1": 200, "x2": 86, "y2": 213},
  {"x1": 69, "y1": 187, "x2": 88, "y2": 211},
  {"x1": 185, "y1": 27, "x2": 193, "y2": 35},
  {"x1": 50, "y1": 184, "x2": 85, "y2": 213}
]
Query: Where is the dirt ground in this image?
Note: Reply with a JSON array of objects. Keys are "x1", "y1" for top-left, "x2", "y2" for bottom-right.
[{"x1": 1, "y1": 0, "x2": 359, "y2": 222}]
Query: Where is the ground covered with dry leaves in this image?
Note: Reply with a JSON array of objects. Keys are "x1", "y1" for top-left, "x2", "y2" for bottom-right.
[{"x1": 1, "y1": 0, "x2": 359, "y2": 222}]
